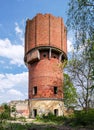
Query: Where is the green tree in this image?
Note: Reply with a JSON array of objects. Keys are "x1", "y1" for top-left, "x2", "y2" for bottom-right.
[
  {"x1": 0, "y1": 104, "x2": 11, "y2": 120},
  {"x1": 67, "y1": 0, "x2": 94, "y2": 78},
  {"x1": 11, "y1": 105, "x2": 17, "y2": 119},
  {"x1": 63, "y1": 73, "x2": 77, "y2": 108},
  {"x1": 66, "y1": 53, "x2": 94, "y2": 110},
  {"x1": 66, "y1": 0, "x2": 94, "y2": 110}
]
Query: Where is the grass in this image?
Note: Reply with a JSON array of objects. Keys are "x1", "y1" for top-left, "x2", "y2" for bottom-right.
[
  {"x1": 0, "y1": 109, "x2": 94, "y2": 130},
  {"x1": 0, "y1": 121, "x2": 57, "y2": 130},
  {"x1": 0, "y1": 118, "x2": 94, "y2": 130}
]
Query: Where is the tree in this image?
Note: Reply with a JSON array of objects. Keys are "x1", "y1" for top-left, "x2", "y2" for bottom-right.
[
  {"x1": 63, "y1": 73, "x2": 77, "y2": 108},
  {"x1": 66, "y1": 0, "x2": 94, "y2": 110},
  {"x1": 67, "y1": 0, "x2": 94, "y2": 43},
  {"x1": 0, "y1": 104, "x2": 11, "y2": 120},
  {"x1": 67, "y1": 0, "x2": 94, "y2": 78},
  {"x1": 66, "y1": 53, "x2": 94, "y2": 110},
  {"x1": 11, "y1": 105, "x2": 17, "y2": 119}
]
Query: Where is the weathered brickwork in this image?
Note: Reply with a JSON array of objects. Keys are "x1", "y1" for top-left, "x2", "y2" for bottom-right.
[
  {"x1": 25, "y1": 14, "x2": 67, "y2": 54},
  {"x1": 36, "y1": 14, "x2": 49, "y2": 46},
  {"x1": 50, "y1": 15, "x2": 61, "y2": 49},
  {"x1": 29, "y1": 59, "x2": 63, "y2": 99},
  {"x1": 24, "y1": 14, "x2": 67, "y2": 117}
]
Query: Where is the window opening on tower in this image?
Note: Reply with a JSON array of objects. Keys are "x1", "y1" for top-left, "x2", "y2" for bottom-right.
[
  {"x1": 54, "y1": 86, "x2": 58, "y2": 94},
  {"x1": 33, "y1": 86, "x2": 37, "y2": 95},
  {"x1": 43, "y1": 54, "x2": 46, "y2": 57},
  {"x1": 53, "y1": 55, "x2": 56, "y2": 58},
  {"x1": 51, "y1": 51, "x2": 59, "y2": 59}
]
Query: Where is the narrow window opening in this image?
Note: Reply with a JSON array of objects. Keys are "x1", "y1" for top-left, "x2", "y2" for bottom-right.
[
  {"x1": 54, "y1": 109, "x2": 58, "y2": 116},
  {"x1": 54, "y1": 86, "x2": 58, "y2": 94},
  {"x1": 43, "y1": 54, "x2": 46, "y2": 57},
  {"x1": 53, "y1": 56, "x2": 56, "y2": 58},
  {"x1": 33, "y1": 109, "x2": 37, "y2": 117},
  {"x1": 33, "y1": 86, "x2": 37, "y2": 95}
]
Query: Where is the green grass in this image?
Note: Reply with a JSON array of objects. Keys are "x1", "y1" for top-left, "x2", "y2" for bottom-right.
[
  {"x1": 0, "y1": 122, "x2": 57, "y2": 130},
  {"x1": 0, "y1": 109, "x2": 94, "y2": 130},
  {"x1": 0, "y1": 119, "x2": 94, "y2": 130}
]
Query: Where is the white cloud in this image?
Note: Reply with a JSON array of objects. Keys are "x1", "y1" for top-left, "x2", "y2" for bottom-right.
[
  {"x1": 0, "y1": 22, "x2": 27, "y2": 104},
  {"x1": 0, "y1": 72, "x2": 28, "y2": 104},
  {"x1": 67, "y1": 40, "x2": 74, "y2": 52},
  {"x1": 7, "y1": 89, "x2": 24, "y2": 97},
  {"x1": 0, "y1": 38, "x2": 24, "y2": 66},
  {"x1": 0, "y1": 72, "x2": 28, "y2": 91},
  {"x1": 0, "y1": 74, "x2": 14, "y2": 90},
  {"x1": 5, "y1": 89, "x2": 24, "y2": 102},
  {"x1": 15, "y1": 22, "x2": 23, "y2": 34},
  {"x1": 0, "y1": 89, "x2": 25, "y2": 104},
  {"x1": 15, "y1": 22, "x2": 24, "y2": 45}
]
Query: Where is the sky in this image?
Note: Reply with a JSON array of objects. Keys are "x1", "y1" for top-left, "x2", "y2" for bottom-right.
[{"x1": 0, "y1": 0, "x2": 73, "y2": 104}]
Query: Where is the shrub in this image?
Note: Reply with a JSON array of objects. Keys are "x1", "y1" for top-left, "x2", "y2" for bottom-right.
[
  {"x1": 74, "y1": 109, "x2": 94, "y2": 126},
  {"x1": 36, "y1": 112, "x2": 68, "y2": 124},
  {"x1": 18, "y1": 116, "x2": 26, "y2": 122},
  {"x1": 0, "y1": 112, "x2": 10, "y2": 120}
]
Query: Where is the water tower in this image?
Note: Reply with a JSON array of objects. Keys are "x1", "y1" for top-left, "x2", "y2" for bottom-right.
[{"x1": 24, "y1": 14, "x2": 67, "y2": 117}]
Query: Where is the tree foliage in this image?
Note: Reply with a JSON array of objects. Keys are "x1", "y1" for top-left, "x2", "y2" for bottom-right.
[
  {"x1": 0, "y1": 104, "x2": 10, "y2": 121},
  {"x1": 66, "y1": 0, "x2": 94, "y2": 110},
  {"x1": 74, "y1": 109, "x2": 94, "y2": 126},
  {"x1": 67, "y1": 0, "x2": 94, "y2": 41},
  {"x1": 63, "y1": 73, "x2": 77, "y2": 108},
  {"x1": 66, "y1": 53, "x2": 94, "y2": 110},
  {"x1": 67, "y1": 0, "x2": 94, "y2": 78}
]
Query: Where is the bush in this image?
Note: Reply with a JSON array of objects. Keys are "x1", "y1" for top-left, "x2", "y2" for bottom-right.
[
  {"x1": 36, "y1": 112, "x2": 67, "y2": 124},
  {"x1": 73, "y1": 109, "x2": 94, "y2": 126},
  {"x1": 17, "y1": 116, "x2": 26, "y2": 122},
  {"x1": 0, "y1": 112, "x2": 10, "y2": 120}
]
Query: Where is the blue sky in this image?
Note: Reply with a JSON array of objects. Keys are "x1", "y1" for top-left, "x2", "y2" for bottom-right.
[{"x1": 0, "y1": 0, "x2": 73, "y2": 104}]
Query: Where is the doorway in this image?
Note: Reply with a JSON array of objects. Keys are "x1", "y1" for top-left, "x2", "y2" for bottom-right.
[{"x1": 33, "y1": 109, "x2": 37, "y2": 117}]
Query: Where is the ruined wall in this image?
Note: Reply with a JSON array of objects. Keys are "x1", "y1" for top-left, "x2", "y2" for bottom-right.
[{"x1": 9, "y1": 100, "x2": 29, "y2": 118}]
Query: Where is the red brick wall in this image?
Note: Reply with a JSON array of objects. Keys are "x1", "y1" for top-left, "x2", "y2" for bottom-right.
[
  {"x1": 25, "y1": 14, "x2": 67, "y2": 54},
  {"x1": 50, "y1": 15, "x2": 61, "y2": 49},
  {"x1": 28, "y1": 18, "x2": 36, "y2": 50},
  {"x1": 36, "y1": 14, "x2": 49, "y2": 46},
  {"x1": 28, "y1": 58, "x2": 63, "y2": 99},
  {"x1": 25, "y1": 14, "x2": 67, "y2": 100}
]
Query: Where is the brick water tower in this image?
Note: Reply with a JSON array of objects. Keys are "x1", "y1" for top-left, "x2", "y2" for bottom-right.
[{"x1": 24, "y1": 14, "x2": 67, "y2": 118}]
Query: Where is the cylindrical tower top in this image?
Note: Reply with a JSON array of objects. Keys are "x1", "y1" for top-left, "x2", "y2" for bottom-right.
[{"x1": 25, "y1": 13, "x2": 67, "y2": 58}]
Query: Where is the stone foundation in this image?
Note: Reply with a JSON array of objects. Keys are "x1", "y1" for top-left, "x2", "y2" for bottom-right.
[{"x1": 29, "y1": 98, "x2": 65, "y2": 117}]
